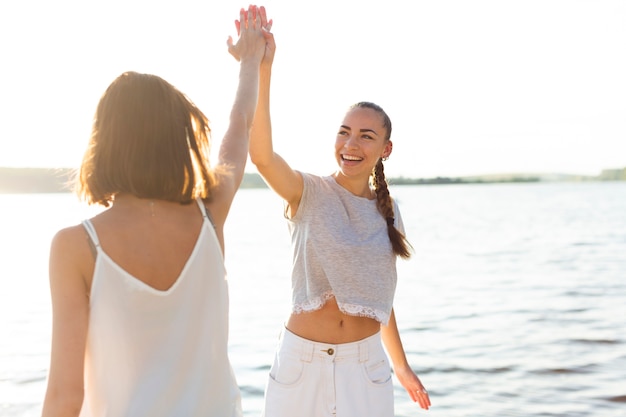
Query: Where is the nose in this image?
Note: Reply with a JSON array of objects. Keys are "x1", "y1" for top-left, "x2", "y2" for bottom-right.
[{"x1": 345, "y1": 133, "x2": 358, "y2": 149}]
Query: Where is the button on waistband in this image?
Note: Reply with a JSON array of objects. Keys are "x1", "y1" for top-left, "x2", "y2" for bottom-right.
[{"x1": 321, "y1": 348, "x2": 335, "y2": 355}]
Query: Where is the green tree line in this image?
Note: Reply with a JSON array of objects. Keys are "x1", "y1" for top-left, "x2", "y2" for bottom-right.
[{"x1": 1, "y1": 166, "x2": 624, "y2": 194}]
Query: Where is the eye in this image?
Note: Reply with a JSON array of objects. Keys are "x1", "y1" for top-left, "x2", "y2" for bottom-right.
[{"x1": 362, "y1": 134, "x2": 374, "y2": 140}]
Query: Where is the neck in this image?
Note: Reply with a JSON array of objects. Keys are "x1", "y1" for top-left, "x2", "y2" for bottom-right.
[
  {"x1": 113, "y1": 194, "x2": 162, "y2": 216},
  {"x1": 332, "y1": 172, "x2": 375, "y2": 199}
]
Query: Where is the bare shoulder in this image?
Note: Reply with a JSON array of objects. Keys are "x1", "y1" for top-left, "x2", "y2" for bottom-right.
[
  {"x1": 51, "y1": 224, "x2": 89, "y2": 253},
  {"x1": 49, "y1": 223, "x2": 94, "y2": 288}
]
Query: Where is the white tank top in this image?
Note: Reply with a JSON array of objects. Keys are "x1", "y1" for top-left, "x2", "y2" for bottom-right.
[{"x1": 79, "y1": 199, "x2": 242, "y2": 417}]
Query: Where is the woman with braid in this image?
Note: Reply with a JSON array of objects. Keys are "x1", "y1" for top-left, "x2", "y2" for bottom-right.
[{"x1": 246, "y1": 11, "x2": 431, "y2": 417}]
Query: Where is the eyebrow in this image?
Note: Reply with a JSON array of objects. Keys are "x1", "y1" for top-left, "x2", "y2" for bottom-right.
[{"x1": 340, "y1": 125, "x2": 379, "y2": 136}]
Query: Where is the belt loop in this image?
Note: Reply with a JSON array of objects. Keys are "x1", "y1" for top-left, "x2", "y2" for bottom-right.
[
  {"x1": 359, "y1": 340, "x2": 369, "y2": 363},
  {"x1": 300, "y1": 340, "x2": 314, "y2": 363}
]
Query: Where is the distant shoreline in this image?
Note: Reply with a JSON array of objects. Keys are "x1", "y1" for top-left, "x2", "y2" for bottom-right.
[{"x1": 1, "y1": 167, "x2": 624, "y2": 194}]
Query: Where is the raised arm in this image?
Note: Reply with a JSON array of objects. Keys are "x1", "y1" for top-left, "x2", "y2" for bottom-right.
[
  {"x1": 208, "y1": 6, "x2": 267, "y2": 227},
  {"x1": 248, "y1": 8, "x2": 304, "y2": 216},
  {"x1": 381, "y1": 308, "x2": 431, "y2": 410}
]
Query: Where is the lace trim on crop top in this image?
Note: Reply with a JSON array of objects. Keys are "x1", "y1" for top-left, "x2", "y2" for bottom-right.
[{"x1": 292, "y1": 291, "x2": 390, "y2": 323}]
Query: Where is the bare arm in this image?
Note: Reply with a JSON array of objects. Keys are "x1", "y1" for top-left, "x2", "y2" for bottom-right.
[
  {"x1": 381, "y1": 308, "x2": 431, "y2": 410},
  {"x1": 207, "y1": 6, "x2": 267, "y2": 228},
  {"x1": 248, "y1": 9, "x2": 304, "y2": 216},
  {"x1": 42, "y1": 227, "x2": 92, "y2": 417}
]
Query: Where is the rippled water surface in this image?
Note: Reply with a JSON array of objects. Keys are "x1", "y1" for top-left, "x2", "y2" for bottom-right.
[{"x1": 1, "y1": 182, "x2": 625, "y2": 417}]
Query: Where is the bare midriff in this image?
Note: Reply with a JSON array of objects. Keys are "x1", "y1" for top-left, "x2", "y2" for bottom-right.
[{"x1": 285, "y1": 297, "x2": 381, "y2": 344}]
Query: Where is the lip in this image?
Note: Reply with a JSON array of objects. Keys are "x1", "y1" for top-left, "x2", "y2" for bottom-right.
[{"x1": 341, "y1": 154, "x2": 363, "y2": 162}]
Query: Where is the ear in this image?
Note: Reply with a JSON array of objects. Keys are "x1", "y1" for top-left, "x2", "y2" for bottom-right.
[{"x1": 382, "y1": 140, "x2": 393, "y2": 159}]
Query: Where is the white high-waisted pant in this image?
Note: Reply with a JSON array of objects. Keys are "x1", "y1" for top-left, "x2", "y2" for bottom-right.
[{"x1": 261, "y1": 328, "x2": 394, "y2": 417}]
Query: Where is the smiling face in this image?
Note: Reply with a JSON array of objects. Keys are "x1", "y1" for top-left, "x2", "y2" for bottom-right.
[{"x1": 334, "y1": 106, "x2": 393, "y2": 185}]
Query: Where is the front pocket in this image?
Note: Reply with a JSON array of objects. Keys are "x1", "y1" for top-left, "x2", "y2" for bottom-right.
[
  {"x1": 361, "y1": 357, "x2": 392, "y2": 386},
  {"x1": 269, "y1": 351, "x2": 306, "y2": 387}
]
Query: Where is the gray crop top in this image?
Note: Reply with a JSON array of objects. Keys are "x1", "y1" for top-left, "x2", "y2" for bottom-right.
[{"x1": 287, "y1": 173, "x2": 404, "y2": 325}]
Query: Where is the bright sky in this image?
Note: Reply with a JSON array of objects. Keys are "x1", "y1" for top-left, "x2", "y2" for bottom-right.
[{"x1": 1, "y1": 0, "x2": 624, "y2": 178}]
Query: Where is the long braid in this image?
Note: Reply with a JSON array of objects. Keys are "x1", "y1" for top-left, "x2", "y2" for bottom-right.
[
  {"x1": 372, "y1": 159, "x2": 413, "y2": 259},
  {"x1": 351, "y1": 101, "x2": 412, "y2": 258}
]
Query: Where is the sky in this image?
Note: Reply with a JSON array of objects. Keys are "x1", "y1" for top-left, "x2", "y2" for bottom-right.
[{"x1": 0, "y1": 0, "x2": 624, "y2": 179}]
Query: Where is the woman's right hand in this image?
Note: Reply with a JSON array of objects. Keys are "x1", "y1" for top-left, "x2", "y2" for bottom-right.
[
  {"x1": 258, "y1": 6, "x2": 275, "y2": 69},
  {"x1": 227, "y1": 5, "x2": 268, "y2": 64}
]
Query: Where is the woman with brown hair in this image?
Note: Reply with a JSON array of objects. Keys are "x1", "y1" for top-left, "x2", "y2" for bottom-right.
[{"x1": 41, "y1": 6, "x2": 270, "y2": 417}]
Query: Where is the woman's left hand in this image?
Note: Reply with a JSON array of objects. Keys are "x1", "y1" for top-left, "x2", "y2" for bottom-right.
[{"x1": 395, "y1": 365, "x2": 431, "y2": 410}]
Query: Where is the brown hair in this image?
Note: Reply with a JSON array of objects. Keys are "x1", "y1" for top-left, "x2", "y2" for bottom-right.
[
  {"x1": 351, "y1": 102, "x2": 413, "y2": 259},
  {"x1": 76, "y1": 71, "x2": 217, "y2": 207}
]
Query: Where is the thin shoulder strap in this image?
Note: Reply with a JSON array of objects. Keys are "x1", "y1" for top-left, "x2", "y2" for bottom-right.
[
  {"x1": 195, "y1": 198, "x2": 216, "y2": 229},
  {"x1": 81, "y1": 219, "x2": 100, "y2": 259}
]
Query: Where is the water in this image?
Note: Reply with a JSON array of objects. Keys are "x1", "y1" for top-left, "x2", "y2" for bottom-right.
[{"x1": 1, "y1": 182, "x2": 625, "y2": 417}]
